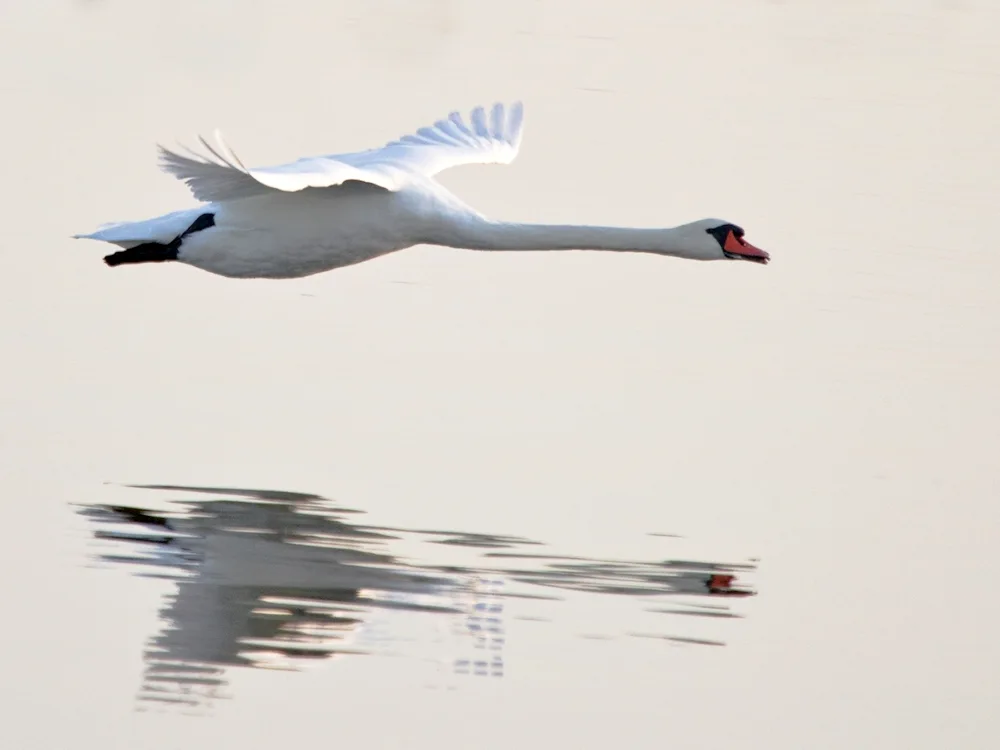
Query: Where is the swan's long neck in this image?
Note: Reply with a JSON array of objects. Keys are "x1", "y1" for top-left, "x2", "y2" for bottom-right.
[{"x1": 427, "y1": 215, "x2": 699, "y2": 259}]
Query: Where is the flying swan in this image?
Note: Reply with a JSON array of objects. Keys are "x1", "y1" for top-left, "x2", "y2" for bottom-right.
[{"x1": 75, "y1": 102, "x2": 769, "y2": 279}]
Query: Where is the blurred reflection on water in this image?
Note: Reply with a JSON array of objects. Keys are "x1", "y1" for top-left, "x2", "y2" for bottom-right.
[{"x1": 77, "y1": 485, "x2": 757, "y2": 711}]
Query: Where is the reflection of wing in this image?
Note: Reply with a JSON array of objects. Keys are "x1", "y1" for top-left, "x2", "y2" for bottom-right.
[
  {"x1": 159, "y1": 102, "x2": 525, "y2": 202},
  {"x1": 79, "y1": 491, "x2": 463, "y2": 710}
]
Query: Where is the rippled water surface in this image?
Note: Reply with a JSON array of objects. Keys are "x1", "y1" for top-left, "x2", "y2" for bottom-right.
[
  {"x1": 77, "y1": 484, "x2": 755, "y2": 710},
  {"x1": 2, "y1": 1, "x2": 999, "y2": 748}
]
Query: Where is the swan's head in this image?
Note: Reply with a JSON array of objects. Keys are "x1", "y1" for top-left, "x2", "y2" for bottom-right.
[{"x1": 675, "y1": 219, "x2": 770, "y2": 264}]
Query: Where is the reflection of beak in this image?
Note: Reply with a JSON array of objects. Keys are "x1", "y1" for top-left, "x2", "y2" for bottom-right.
[{"x1": 723, "y1": 231, "x2": 769, "y2": 265}]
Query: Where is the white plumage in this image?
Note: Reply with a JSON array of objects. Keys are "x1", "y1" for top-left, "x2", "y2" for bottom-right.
[
  {"x1": 159, "y1": 102, "x2": 524, "y2": 201},
  {"x1": 76, "y1": 102, "x2": 769, "y2": 279}
]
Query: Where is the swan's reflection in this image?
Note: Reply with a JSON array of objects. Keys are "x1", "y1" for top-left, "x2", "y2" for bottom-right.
[{"x1": 77, "y1": 484, "x2": 756, "y2": 710}]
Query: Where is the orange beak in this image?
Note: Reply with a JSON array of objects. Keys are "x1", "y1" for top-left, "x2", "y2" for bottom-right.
[{"x1": 723, "y1": 231, "x2": 769, "y2": 264}]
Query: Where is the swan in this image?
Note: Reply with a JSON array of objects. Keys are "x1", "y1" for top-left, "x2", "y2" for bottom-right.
[{"x1": 75, "y1": 102, "x2": 769, "y2": 279}]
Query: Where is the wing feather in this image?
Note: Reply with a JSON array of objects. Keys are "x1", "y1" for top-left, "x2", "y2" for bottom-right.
[{"x1": 158, "y1": 102, "x2": 525, "y2": 203}]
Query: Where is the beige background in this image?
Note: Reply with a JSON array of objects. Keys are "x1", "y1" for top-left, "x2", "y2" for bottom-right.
[{"x1": 1, "y1": 0, "x2": 998, "y2": 747}]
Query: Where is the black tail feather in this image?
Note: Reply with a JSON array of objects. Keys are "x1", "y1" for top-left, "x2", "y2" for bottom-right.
[
  {"x1": 104, "y1": 242, "x2": 180, "y2": 267},
  {"x1": 102, "y1": 213, "x2": 215, "y2": 268}
]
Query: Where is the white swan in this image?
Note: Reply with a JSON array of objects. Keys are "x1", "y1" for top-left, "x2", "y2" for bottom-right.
[{"x1": 75, "y1": 102, "x2": 769, "y2": 279}]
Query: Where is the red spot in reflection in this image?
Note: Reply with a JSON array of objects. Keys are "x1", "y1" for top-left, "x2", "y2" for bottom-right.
[{"x1": 707, "y1": 573, "x2": 755, "y2": 597}]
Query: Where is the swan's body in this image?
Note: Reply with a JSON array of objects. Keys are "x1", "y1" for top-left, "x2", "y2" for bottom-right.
[{"x1": 76, "y1": 102, "x2": 769, "y2": 278}]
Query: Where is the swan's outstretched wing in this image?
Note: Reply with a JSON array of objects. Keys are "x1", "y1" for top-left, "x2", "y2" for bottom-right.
[
  {"x1": 157, "y1": 134, "x2": 402, "y2": 202},
  {"x1": 159, "y1": 102, "x2": 524, "y2": 203},
  {"x1": 343, "y1": 101, "x2": 525, "y2": 178}
]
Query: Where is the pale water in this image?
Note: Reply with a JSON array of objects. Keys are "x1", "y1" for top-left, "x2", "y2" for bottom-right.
[{"x1": 1, "y1": 1, "x2": 998, "y2": 748}]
